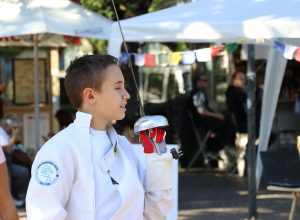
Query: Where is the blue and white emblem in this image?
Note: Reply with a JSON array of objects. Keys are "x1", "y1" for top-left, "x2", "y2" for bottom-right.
[{"x1": 35, "y1": 161, "x2": 59, "y2": 186}]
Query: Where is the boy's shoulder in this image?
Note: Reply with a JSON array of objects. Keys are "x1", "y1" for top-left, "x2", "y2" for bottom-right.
[{"x1": 38, "y1": 125, "x2": 77, "y2": 152}]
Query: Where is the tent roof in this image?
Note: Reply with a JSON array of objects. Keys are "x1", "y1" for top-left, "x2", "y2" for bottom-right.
[
  {"x1": 0, "y1": 0, "x2": 112, "y2": 39},
  {"x1": 108, "y1": 0, "x2": 300, "y2": 56}
]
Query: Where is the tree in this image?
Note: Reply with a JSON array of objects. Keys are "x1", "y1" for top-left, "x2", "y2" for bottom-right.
[{"x1": 80, "y1": 0, "x2": 192, "y2": 53}]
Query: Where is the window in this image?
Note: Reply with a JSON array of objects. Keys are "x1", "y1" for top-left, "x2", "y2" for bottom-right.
[{"x1": 146, "y1": 73, "x2": 164, "y2": 101}]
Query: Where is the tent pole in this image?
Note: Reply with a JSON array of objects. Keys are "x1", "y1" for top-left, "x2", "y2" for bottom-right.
[
  {"x1": 33, "y1": 34, "x2": 40, "y2": 150},
  {"x1": 247, "y1": 44, "x2": 257, "y2": 219}
]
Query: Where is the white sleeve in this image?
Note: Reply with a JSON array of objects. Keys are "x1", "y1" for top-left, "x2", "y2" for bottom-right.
[
  {"x1": 0, "y1": 127, "x2": 10, "y2": 147},
  {"x1": 143, "y1": 153, "x2": 173, "y2": 220},
  {"x1": 26, "y1": 140, "x2": 74, "y2": 220},
  {"x1": 118, "y1": 136, "x2": 174, "y2": 220}
]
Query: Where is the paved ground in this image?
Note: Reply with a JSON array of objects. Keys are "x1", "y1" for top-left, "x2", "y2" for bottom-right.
[
  {"x1": 18, "y1": 168, "x2": 299, "y2": 220},
  {"x1": 178, "y1": 168, "x2": 299, "y2": 220}
]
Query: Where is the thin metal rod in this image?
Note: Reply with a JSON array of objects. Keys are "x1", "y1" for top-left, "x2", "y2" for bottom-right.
[
  {"x1": 110, "y1": 0, "x2": 145, "y2": 117},
  {"x1": 34, "y1": 35, "x2": 40, "y2": 150}
]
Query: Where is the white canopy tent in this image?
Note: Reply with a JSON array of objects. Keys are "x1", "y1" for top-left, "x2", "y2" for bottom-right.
[
  {"x1": 108, "y1": 0, "x2": 300, "y2": 57},
  {"x1": 108, "y1": 0, "x2": 300, "y2": 190},
  {"x1": 0, "y1": 0, "x2": 112, "y2": 149},
  {"x1": 0, "y1": 0, "x2": 112, "y2": 39}
]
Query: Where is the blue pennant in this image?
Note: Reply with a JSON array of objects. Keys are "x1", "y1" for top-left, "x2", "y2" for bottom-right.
[{"x1": 273, "y1": 41, "x2": 285, "y2": 53}]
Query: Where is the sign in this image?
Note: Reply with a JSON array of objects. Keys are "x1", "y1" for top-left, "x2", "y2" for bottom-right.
[{"x1": 23, "y1": 112, "x2": 50, "y2": 149}]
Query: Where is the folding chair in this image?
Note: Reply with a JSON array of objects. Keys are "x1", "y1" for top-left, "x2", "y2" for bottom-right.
[
  {"x1": 261, "y1": 150, "x2": 300, "y2": 220},
  {"x1": 186, "y1": 110, "x2": 212, "y2": 169}
]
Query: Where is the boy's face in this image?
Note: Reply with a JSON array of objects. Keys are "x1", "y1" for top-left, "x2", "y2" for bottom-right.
[{"x1": 92, "y1": 65, "x2": 130, "y2": 125}]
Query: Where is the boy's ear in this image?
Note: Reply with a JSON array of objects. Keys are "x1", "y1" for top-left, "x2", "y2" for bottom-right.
[{"x1": 82, "y1": 88, "x2": 96, "y2": 104}]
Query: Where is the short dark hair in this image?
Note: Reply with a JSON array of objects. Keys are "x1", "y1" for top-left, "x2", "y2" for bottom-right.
[
  {"x1": 193, "y1": 72, "x2": 208, "y2": 87},
  {"x1": 64, "y1": 54, "x2": 118, "y2": 108}
]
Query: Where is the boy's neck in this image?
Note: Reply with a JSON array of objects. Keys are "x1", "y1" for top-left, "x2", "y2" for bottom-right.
[
  {"x1": 78, "y1": 108, "x2": 108, "y2": 131},
  {"x1": 90, "y1": 119, "x2": 107, "y2": 131}
]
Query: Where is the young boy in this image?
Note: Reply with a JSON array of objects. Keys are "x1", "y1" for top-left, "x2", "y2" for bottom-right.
[{"x1": 26, "y1": 55, "x2": 173, "y2": 220}]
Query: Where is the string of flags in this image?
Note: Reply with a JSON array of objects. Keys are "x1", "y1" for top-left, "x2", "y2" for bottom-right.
[
  {"x1": 119, "y1": 44, "x2": 238, "y2": 67},
  {"x1": 119, "y1": 39, "x2": 300, "y2": 67},
  {"x1": 273, "y1": 41, "x2": 300, "y2": 62}
]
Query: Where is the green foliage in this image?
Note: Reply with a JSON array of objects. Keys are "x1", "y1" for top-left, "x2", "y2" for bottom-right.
[
  {"x1": 80, "y1": 0, "x2": 193, "y2": 53},
  {"x1": 80, "y1": 0, "x2": 115, "y2": 19}
]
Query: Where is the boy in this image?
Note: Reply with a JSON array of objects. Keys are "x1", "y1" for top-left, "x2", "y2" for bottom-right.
[{"x1": 26, "y1": 55, "x2": 173, "y2": 220}]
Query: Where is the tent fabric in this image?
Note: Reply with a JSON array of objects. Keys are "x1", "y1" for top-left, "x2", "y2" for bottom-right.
[
  {"x1": 256, "y1": 48, "x2": 287, "y2": 189},
  {"x1": 0, "y1": 0, "x2": 112, "y2": 40},
  {"x1": 108, "y1": 0, "x2": 300, "y2": 58},
  {"x1": 107, "y1": 0, "x2": 299, "y2": 189},
  {"x1": 0, "y1": 34, "x2": 80, "y2": 47},
  {"x1": 0, "y1": 0, "x2": 113, "y2": 149}
]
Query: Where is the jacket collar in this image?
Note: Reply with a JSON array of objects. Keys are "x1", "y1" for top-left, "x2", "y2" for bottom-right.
[
  {"x1": 74, "y1": 111, "x2": 93, "y2": 128},
  {"x1": 74, "y1": 111, "x2": 118, "y2": 146}
]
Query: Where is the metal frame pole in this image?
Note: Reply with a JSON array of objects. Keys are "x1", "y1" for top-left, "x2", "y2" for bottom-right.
[
  {"x1": 34, "y1": 35, "x2": 40, "y2": 150},
  {"x1": 247, "y1": 44, "x2": 257, "y2": 219}
]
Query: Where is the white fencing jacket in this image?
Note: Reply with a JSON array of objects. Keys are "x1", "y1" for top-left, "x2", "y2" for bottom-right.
[{"x1": 26, "y1": 112, "x2": 173, "y2": 220}]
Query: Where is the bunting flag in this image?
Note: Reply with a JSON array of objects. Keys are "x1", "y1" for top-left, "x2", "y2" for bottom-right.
[
  {"x1": 119, "y1": 51, "x2": 133, "y2": 63},
  {"x1": 225, "y1": 43, "x2": 238, "y2": 54},
  {"x1": 273, "y1": 41, "x2": 285, "y2": 53},
  {"x1": 195, "y1": 48, "x2": 212, "y2": 62},
  {"x1": 237, "y1": 38, "x2": 249, "y2": 43},
  {"x1": 157, "y1": 53, "x2": 169, "y2": 66},
  {"x1": 121, "y1": 40, "x2": 300, "y2": 67},
  {"x1": 133, "y1": 53, "x2": 145, "y2": 66},
  {"x1": 119, "y1": 42, "x2": 237, "y2": 67},
  {"x1": 211, "y1": 45, "x2": 224, "y2": 56},
  {"x1": 144, "y1": 54, "x2": 156, "y2": 67},
  {"x1": 181, "y1": 51, "x2": 196, "y2": 64},
  {"x1": 283, "y1": 44, "x2": 298, "y2": 60},
  {"x1": 272, "y1": 40, "x2": 300, "y2": 63},
  {"x1": 294, "y1": 48, "x2": 300, "y2": 62},
  {"x1": 169, "y1": 52, "x2": 182, "y2": 65}
]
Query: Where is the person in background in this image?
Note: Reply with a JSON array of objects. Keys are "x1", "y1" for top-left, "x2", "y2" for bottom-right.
[
  {"x1": 26, "y1": 54, "x2": 173, "y2": 220},
  {"x1": 189, "y1": 73, "x2": 234, "y2": 153},
  {"x1": 0, "y1": 146, "x2": 18, "y2": 220},
  {"x1": 55, "y1": 109, "x2": 74, "y2": 131},
  {"x1": 0, "y1": 66, "x2": 6, "y2": 119},
  {"x1": 0, "y1": 115, "x2": 30, "y2": 207},
  {"x1": 226, "y1": 71, "x2": 247, "y2": 133},
  {"x1": 226, "y1": 71, "x2": 264, "y2": 136}
]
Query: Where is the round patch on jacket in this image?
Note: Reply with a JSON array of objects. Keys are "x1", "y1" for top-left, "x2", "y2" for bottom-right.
[{"x1": 35, "y1": 161, "x2": 59, "y2": 186}]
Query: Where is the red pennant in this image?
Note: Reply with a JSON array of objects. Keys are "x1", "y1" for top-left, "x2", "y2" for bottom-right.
[
  {"x1": 294, "y1": 48, "x2": 300, "y2": 62},
  {"x1": 144, "y1": 54, "x2": 156, "y2": 67},
  {"x1": 211, "y1": 45, "x2": 224, "y2": 57}
]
